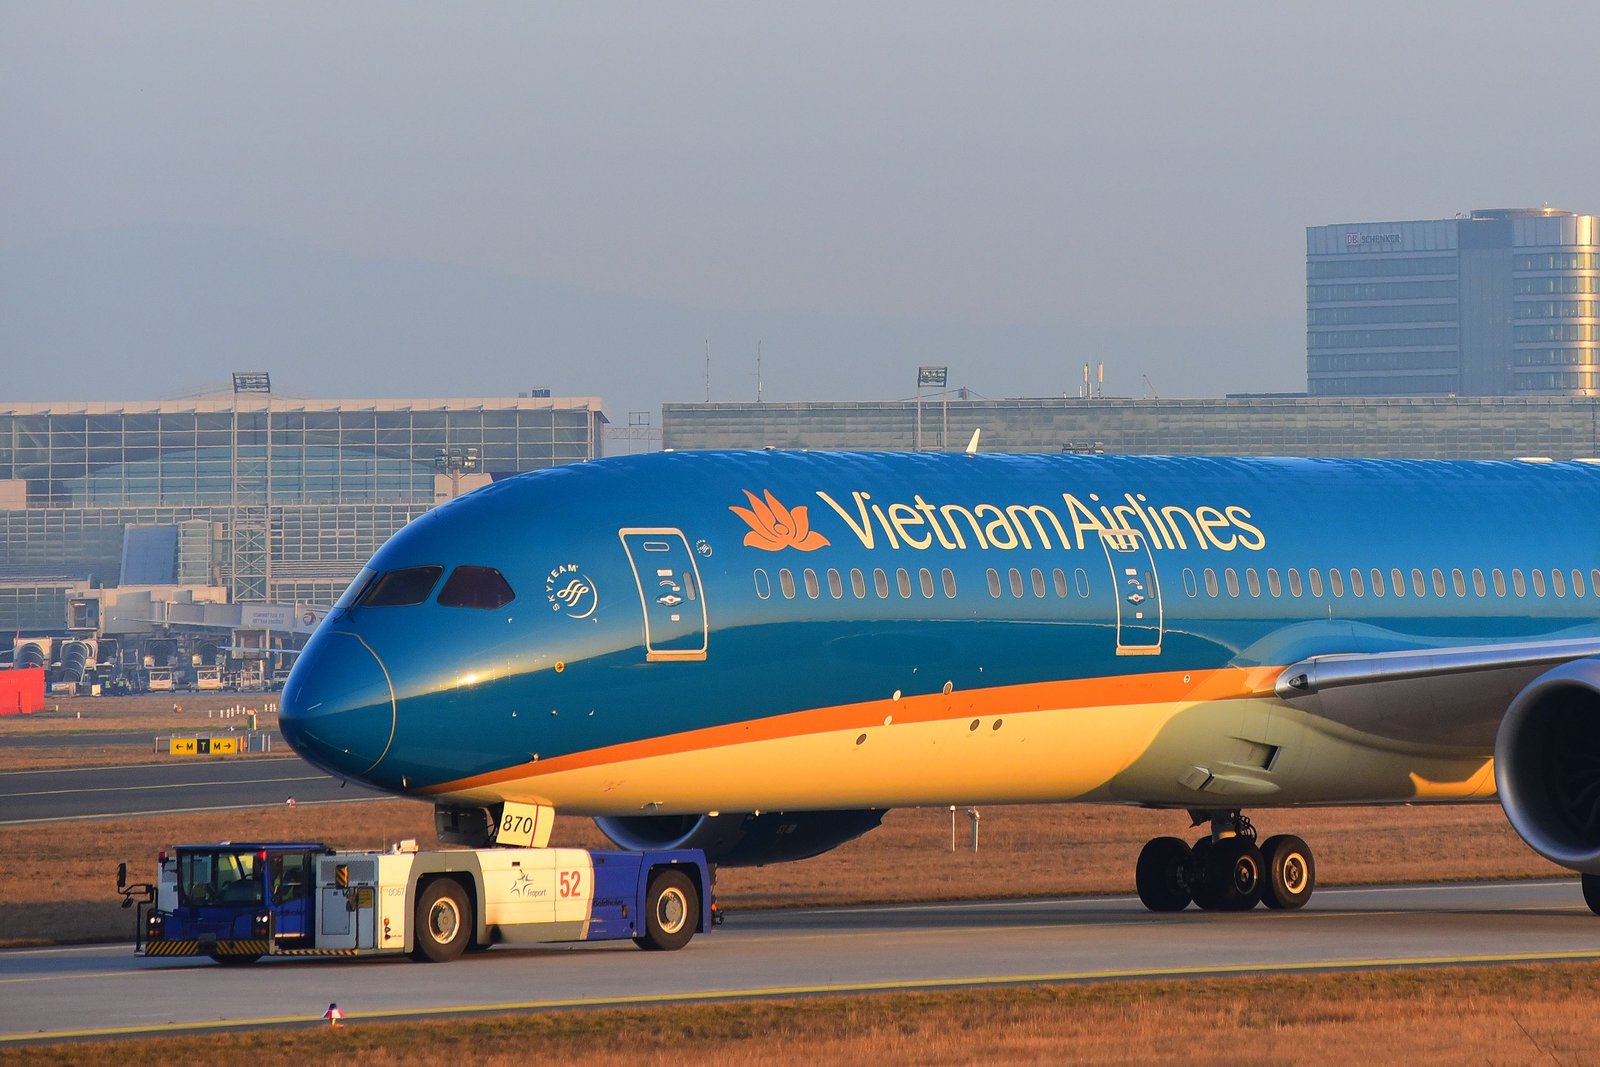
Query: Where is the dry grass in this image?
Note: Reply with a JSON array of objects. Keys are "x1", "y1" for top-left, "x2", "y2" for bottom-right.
[
  {"x1": 0, "y1": 795, "x2": 1564, "y2": 947},
  {"x1": 0, "y1": 693, "x2": 282, "y2": 769},
  {"x1": 9, "y1": 963, "x2": 1600, "y2": 1065}
]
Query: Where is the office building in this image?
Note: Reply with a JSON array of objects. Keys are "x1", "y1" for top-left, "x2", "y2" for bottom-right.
[{"x1": 1307, "y1": 208, "x2": 1600, "y2": 396}]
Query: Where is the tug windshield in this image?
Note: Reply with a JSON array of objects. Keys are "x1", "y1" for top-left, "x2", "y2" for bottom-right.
[{"x1": 177, "y1": 849, "x2": 265, "y2": 907}]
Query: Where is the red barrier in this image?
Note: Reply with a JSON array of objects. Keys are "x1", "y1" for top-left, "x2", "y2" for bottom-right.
[{"x1": 0, "y1": 668, "x2": 45, "y2": 715}]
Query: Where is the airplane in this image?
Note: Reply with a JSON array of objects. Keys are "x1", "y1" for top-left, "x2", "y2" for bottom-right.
[{"x1": 279, "y1": 449, "x2": 1600, "y2": 913}]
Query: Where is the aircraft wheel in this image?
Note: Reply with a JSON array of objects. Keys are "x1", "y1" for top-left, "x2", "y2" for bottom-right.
[
  {"x1": 1189, "y1": 836, "x2": 1222, "y2": 910},
  {"x1": 1260, "y1": 834, "x2": 1316, "y2": 910},
  {"x1": 1203, "y1": 836, "x2": 1264, "y2": 911},
  {"x1": 1583, "y1": 873, "x2": 1600, "y2": 916},
  {"x1": 1136, "y1": 836, "x2": 1194, "y2": 912},
  {"x1": 413, "y1": 878, "x2": 472, "y2": 962},
  {"x1": 635, "y1": 870, "x2": 698, "y2": 951}
]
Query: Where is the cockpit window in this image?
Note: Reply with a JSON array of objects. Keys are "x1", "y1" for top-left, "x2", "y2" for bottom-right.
[
  {"x1": 438, "y1": 565, "x2": 516, "y2": 609},
  {"x1": 334, "y1": 567, "x2": 377, "y2": 610},
  {"x1": 360, "y1": 565, "x2": 445, "y2": 607}
]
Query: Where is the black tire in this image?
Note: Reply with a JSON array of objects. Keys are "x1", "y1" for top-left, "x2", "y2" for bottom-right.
[
  {"x1": 413, "y1": 878, "x2": 472, "y2": 963},
  {"x1": 208, "y1": 950, "x2": 262, "y2": 966},
  {"x1": 1189, "y1": 836, "x2": 1221, "y2": 910},
  {"x1": 635, "y1": 870, "x2": 698, "y2": 951},
  {"x1": 1202, "y1": 836, "x2": 1264, "y2": 911},
  {"x1": 1260, "y1": 834, "x2": 1316, "y2": 910},
  {"x1": 1135, "y1": 836, "x2": 1194, "y2": 912},
  {"x1": 1583, "y1": 873, "x2": 1600, "y2": 916}
]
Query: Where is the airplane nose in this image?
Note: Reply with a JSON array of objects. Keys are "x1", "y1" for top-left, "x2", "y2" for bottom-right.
[{"x1": 280, "y1": 631, "x2": 397, "y2": 778}]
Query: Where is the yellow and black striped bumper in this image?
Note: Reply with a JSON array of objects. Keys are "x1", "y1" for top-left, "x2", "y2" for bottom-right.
[{"x1": 141, "y1": 939, "x2": 268, "y2": 957}]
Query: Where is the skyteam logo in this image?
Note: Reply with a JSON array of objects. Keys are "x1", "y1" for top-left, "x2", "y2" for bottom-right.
[
  {"x1": 730, "y1": 489, "x2": 831, "y2": 551},
  {"x1": 545, "y1": 563, "x2": 599, "y2": 619}
]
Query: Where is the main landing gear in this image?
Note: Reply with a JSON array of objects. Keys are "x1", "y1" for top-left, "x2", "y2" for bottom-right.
[{"x1": 1135, "y1": 811, "x2": 1316, "y2": 913}]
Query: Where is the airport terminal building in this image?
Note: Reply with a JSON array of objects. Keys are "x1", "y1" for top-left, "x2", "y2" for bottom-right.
[
  {"x1": 662, "y1": 395, "x2": 1600, "y2": 460},
  {"x1": 1307, "y1": 208, "x2": 1600, "y2": 397},
  {"x1": 0, "y1": 389, "x2": 607, "y2": 644}
]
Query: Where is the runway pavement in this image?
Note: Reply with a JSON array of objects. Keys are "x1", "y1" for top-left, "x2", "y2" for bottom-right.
[
  {"x1": 4, "y1": 879, "x2": 1600, "y2": 1044},
  {"x1": 0, "y1": 757, "x2": 385, "y2": 824}
]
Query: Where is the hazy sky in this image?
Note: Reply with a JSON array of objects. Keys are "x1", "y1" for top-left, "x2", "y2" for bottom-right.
[{"x1": 6, "y1": 3, "x2": 1600, "y2": 419}]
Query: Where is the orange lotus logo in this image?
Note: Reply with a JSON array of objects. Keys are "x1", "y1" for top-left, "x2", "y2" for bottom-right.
[{"x1": 730, "y1": 489, "x2": 830, "y2": 552}]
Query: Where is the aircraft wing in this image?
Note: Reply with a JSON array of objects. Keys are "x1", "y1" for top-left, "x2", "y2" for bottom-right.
[{"x1": 1271, "y1": 636, "x2": 1600, "y2": 748}]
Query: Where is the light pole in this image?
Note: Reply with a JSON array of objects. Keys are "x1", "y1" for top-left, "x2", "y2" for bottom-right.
[{"x1": 435, "y1": 446, "x2": 480, "y2": 500}]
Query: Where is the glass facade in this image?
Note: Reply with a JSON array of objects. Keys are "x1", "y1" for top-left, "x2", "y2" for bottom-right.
[
  {"x1": 664, "y1": 397, "x2": 1600, "y2": 461},
  {"x1": 1307, "y1": 209, "x2": 1600, "y2": 397},
  {"x1": 0, "y1": 394, "x2": 606, "y2": 629}
]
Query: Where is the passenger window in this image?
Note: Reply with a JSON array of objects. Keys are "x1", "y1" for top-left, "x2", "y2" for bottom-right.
[
  {"x1": 986, "y1": 568, "x2": 1002, "y2": 598},
  {"x1": 1031, "y1": 568, "x2": 1046, "y2": 598},
  {"x1": 1182, "y1": 569, "x2": 1198, "y2": 598},
  {"x1": 942, "y1": 568, "x2": 958, "y2": 598},
  {"x1": 1430, "y1": 569, "x2": 1445, "y2": 597},
  {"x1": 1349, "y1": 569, "x2": 1364, "y2": 597},
  {"x1": 1075, "y1": 568, "x2": 1090, "y2": 598},
  {"x1": 1473, "y1": 569, "x2": 1487, "y2": 597},
  {"x1": 1309, "y1": 568, "x2": 1324, "y2": 598},
  {"x1": 1369, "y1": 569, "x2": 1385, "y2": 597},
  {"x1": 1288, "y1": 568, "x2": 1303, "y2": 597},
  {"x1": 1573, "y1": 569, "x2": 1587, "y2": 597},
  {"x1": 874, "y1": 568, "x2": 890, "y2": 598},
  {"x1": 754, "y1": 569, "x2": 771, "y2": 600},
  {"x1": 919, "y1": 568, "x2": 936, "y2": 598},
  {"x1": 851, "y1": 568, "x2": 867, "y2": 599},
  {"x1": 1413, "y1": 568, "x2": 1428, "y2": 597},
  {"x1": 1246, "y1": 568, "x2": 1261, "y2": 597},
  {"x1": 362, "y1": 565, "x2": 444, "y2": 607},
  {"x1": 1008, "y1": 568, "x2": 1024, "y2": 598},
  {"x1": 1512, "y1": 569, "x2": 1526, "y2": 597},
  {"x1": 896, "y1": 568, "x2": 913, "y2": 598},
  {"x1": 780, "y1": 569, "x2": 796, "y2": 599},
  {"x1": 1328, "y1": 569, "x2": 1343, "y2": 597},
  {"x1": 1531, "y1": 569, "x2": 1546, "y2": 598},
  {"x1": 1553, "y1": 569, "x2": 1567, "y2": 597},
  {"x1": 1452, "y1": 568, "x2": 1466, "y2": 597},
  {"x1": 1393, "y1": 568, "x2": 1408, "y2": 598},
  {"x1": 683, "y1": 571, "x2": 698, "y2": 602},
  {"x1": 1204, "y1": 568, "x2": 1219, "y2": 597},
  {"x1": 1054, "y1": 568, "x2": 1069, "y2": 598},
  {"x1": 1266, "y1": 568, "x2": 1282, "y2": 597},
  {"x1": 437, "y1": 566, "x2": 515, "y2": 610},
  {"x1": 1592, "y1": 569, "x2": 1600, "y2": 596},
  {"x1": 827, "y1": 568, "x2": 844, "y2": 599},
  {"x1": 803, "y1": 568, "x2": 820, "y2": 599},
  {"x1": 1492, "y1": 569, "x2": 1507, "y2": 597},
  {"x1": 1225, "y1": 568, "x2": 1240, "y2": 598}
]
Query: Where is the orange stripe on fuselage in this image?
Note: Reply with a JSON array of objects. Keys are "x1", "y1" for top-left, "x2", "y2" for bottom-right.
[{"x1": 417, "y1": 665, "x2": 1283, "y2": 797}]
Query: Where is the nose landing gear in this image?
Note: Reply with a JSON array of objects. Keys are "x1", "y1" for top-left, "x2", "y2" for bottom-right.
[{"x1": 1135, "y1": 811, "x2": 1316, "y2": 913}]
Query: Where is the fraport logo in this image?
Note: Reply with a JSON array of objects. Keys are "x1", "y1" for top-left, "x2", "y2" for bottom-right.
[
  {"x1": 1345, "y1": 232, "x2": 1403, "y2": 247},
  {"x1": 545, "y1": 563, "x2": 599, "y2": 620}
]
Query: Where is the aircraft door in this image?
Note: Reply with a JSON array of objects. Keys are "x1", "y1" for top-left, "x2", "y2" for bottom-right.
[
  {"x1": 620, "y1": 529, "x2": 709, "y2": 662},
  {"x1": 1098, "y1": 529, "x2": 1163, "y2": 655}
]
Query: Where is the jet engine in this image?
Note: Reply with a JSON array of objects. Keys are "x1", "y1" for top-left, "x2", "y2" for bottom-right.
[
  {"x1": 594, "y1": 809, "x2": 885, "y2": 867},
  {"x1": 1496, "y1": 658, "x2": 1600, "y2": 875}
]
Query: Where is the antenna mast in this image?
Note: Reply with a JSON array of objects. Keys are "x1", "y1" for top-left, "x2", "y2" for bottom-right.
[
  {"x1": 704, "y1": 340, "x2": 710, "y2": 403},
  {"x1": 757, "y1": 341, "x2": 763, "y2": 403}
]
